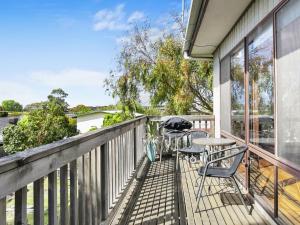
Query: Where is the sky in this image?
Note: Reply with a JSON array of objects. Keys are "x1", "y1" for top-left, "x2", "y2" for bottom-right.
[{"x1": 0, "y1": 0, "x2": 183, "y2": 107}]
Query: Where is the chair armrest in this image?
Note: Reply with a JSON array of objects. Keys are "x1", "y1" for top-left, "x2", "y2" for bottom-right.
[{"x1": 206, "y1": 146, "x2": 247, "y2": 166}]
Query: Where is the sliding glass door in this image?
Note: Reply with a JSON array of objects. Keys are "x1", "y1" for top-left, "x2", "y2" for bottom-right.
[{"x1": 248, "y1": 17, "x2": 275, "y2": 154}]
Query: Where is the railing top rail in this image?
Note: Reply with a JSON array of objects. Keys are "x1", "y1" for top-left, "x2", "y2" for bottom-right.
[
  {"x1": 0, "y1": 116, "x2": 147, "y2": 174},
  {"x1": 148, "y1": 114, "x2": 215, "y2": 121}
]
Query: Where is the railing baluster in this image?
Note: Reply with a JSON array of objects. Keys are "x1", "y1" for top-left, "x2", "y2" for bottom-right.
[
  {"x1": 77, "y1": 156, "x2": 85, "y2": 225},
  {"x1": 60, "y1": 165, "x2": 68, "y2": 225},
  {"x1": 48, "y1": 171, "x2": 58, "y2": 225},
  {"x1": 100, "y1": 143, "x2": 109, "y2": 221},
  {"x1": 108, "y1": 141, "x2": 112, "y2": 207},
  {"x1": 34, "y1": 178, "x2": 44, "y2": 225},
  {"x1": 118, "y1": 137, "x2": 121, "y2": 194},
  {"x1": 70, "y1": 160, "x2": 78, "y2": 225},
  {"x1": 133, "y1": 127, "x2": 137, "y2": 169},
  {"x1": 110, "y1": 140, "x2": 116, "y2": 205},
  {"x1": 84, "y1": 153, "x2": 91, "y2": 225},
  {"x1": 115, "y1": 138, "x2": 119, "y2": 198},
  {"x1": 15, "y1": 186, "x2": 27, "y2": 225},
  {"x1": 15, "y1": 188, "x2": 27, "y2": 224},
  {"x1": 0, "y1": 197, "x2": 6, "y2": 225},
  {"x1": 96, "y1": 147, "x2": 101, "y2": 225},
  {"x1": 91, "y1": 149, "x2": 97, "y2": 225}
]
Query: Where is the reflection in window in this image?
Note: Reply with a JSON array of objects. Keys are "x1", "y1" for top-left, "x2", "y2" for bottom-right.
[
  {"x1": 276, "y1": 0, "x2": 300, "y2": 166},
  {"x1": 249, "y1": 152, "x2": 274, "y2": 210},
  {"x1": 248, "y1": 18, "x2": 274, "y2": 153},
  {"x1": 278, "y1": 168, "x2": 300, "y2": 225},
  {"x1": 230, "y1": 46, "x2": 245, "y2": 139}
]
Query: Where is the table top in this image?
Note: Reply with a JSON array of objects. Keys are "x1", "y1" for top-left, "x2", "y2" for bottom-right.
[{"x1": 192, "y1": 138, "x2": 236, "y2": 146}]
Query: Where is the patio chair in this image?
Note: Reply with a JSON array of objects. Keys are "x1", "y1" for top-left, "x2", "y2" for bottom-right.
[
  {"x1": 179, "y1": 130, "x2": 209, "y2": 164},
  {"x1": 195, "y1": 145, "x2": 251, "y2": 214}
]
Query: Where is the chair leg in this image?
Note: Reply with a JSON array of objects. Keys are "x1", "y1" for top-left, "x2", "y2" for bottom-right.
[
  {"x1": 195, "y1": 175, "x2": 206, "y2": 212},
  {"x1": 231, "y1": 177, "x2": 251, "y2": 215}
]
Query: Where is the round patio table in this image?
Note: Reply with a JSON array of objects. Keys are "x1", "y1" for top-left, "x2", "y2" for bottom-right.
[{"x1": 192, "y1": 138, "x2": 236, "y2": 147}]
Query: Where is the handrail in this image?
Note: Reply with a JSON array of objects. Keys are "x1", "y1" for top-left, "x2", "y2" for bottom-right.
[{"x1": 0, "y1": 115, "x2": 147, "y2": 225}]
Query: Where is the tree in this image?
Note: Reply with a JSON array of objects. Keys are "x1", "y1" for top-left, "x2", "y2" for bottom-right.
[
  {"x1": 47, "y1": 88, "x2": 69, "y2": 112},
  {"x1": 3, "y1": 89, "x2": 77, "y2": 154},
  {"x1": 105, "y1": 17, "x2": 213, "y2": 115},
  {"x1": 1, "y1": 100, "x2": 23, "y2": 112}
]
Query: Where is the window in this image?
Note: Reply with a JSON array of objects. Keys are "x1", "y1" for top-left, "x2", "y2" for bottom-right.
[
  {"x1": 276, "y1": 0, "x2": 300, "y2": 165},
  {"x1": 220, "y1": 56, "x2": 231, "y2": 133},
  {"x1": 230, "y1": 45, "x2": 245, "y2": 139},
  {"x1": 220, "y1": 46, "x2": 245, "y2": 140},
  {"x1": 248, "y1": 17, "x2": 274, "y2": 154}
]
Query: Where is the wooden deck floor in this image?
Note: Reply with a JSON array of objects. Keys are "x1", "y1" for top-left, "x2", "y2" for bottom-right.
[{"x1": 112, "y1": 157, "x2": 271, "y2": 225}]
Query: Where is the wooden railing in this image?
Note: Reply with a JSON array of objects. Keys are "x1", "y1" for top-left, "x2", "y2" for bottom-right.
[
  {"x1": 0, "y1": 116, "x2": 147, "y2": 225},
  {"x1": 0, "y1": 114, "x2": 215, "y2": 225},
  {"x1": 149, "y1": 115, "x2": 215, "y2": 137}
]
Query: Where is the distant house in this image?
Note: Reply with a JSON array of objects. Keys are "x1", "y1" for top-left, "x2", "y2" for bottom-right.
[{"x1": 76, "y1": 110, "x2": 143, "y2": 133}]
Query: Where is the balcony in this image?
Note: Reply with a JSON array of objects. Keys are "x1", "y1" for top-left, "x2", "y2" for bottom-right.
[{"x1": 0, "y1": 115, "x2": 270, "y2": 225}]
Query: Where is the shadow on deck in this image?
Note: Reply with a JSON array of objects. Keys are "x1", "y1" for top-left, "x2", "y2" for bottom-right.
[{"x1": 112, "y1": 157, "x2": 271, "y2": 225}]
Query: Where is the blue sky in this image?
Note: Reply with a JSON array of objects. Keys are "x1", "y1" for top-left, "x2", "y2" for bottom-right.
[{"x1": 0, "y1": 0, "x2": 182, "y2": 107}]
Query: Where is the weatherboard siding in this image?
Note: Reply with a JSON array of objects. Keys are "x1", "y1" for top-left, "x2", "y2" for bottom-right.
[{"x1": 219, "y1": 0, "x2": 281, "y2": 59}]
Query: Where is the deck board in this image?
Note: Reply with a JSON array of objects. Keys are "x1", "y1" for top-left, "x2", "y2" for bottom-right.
[{"x1": 112, "y1": 157, "x2": 271, "y2": 225}]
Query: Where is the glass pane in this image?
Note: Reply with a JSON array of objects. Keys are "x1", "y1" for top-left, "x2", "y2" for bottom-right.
[
  {"x1": 248, "y1": 18, "x2": 274, "y2": 154},
  {"x1": 230, "y1": 46, "x2": 245, "y2": 139},
  {"x1": 276, "y1": 0, "x2": 300, "y2": 165},
  {"x1": 220, "y1": 56, "x2": 231, "y2": 132},
  {"x1": 278, "y1": 168, "x2": 300, "y2": 225},
  {"x1": 249, "y1": 152, "x2": 274, "y2": 210}
]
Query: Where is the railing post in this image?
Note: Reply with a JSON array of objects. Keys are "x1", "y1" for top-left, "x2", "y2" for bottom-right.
[
  {"x1": 15, "y1": 186, "x2": 27, "y2": 225},
  {"x1": 100, "y1": 143, "x2": 109, "y2": 222}
]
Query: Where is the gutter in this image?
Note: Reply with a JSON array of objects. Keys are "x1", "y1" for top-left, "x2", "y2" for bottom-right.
[{"x1": 184, "y1": 0, "x2": 210, "y2": 59}]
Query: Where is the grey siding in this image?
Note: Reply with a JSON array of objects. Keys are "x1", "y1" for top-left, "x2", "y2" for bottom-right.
[{"x1": 219, "y1": 0, "x2": 281, "y2": 59}]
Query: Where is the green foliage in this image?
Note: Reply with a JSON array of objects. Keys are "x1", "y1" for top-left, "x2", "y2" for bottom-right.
[
  {"x1": 1, "y1": 100, "x2": 23, "y2": 112},
  {"x1": 3, "y1": 89, "x2": 78, "y2": 154},
  {"x1": 105, "y1": 17, "x2": 213, "y2": 115},
  {"x1": 102, "y1": 111, "x2": 134, "y2": 127},
  {"x1": 70, "y1": 104, "x2": 92, "y2": 115}
]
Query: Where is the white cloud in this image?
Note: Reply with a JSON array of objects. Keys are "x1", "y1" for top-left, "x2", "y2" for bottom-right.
[
  {"x1": 93, "y1": 4, "x2": 145, "y2": 31},
  {"x1": 93, "y1": 4, "x2": 129, "y2": 31},
  {"x1": 127, "y1": 11, "x2": 145, "y2": 23},
  {"x1": 30, "y1": 69, "x2": 106, "y2": 88}
]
